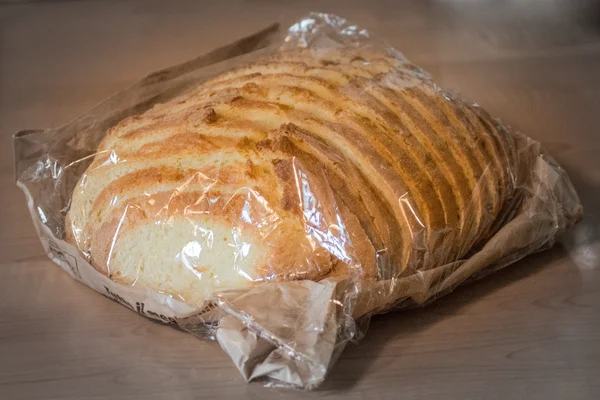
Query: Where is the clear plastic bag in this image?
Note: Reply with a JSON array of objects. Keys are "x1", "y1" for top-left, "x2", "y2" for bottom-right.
[{"x1": 14, "y1": 13, "x2": 582, "y2": 389}]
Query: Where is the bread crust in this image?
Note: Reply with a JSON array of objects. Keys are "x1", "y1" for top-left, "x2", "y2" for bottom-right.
[{"x1": 66, "y1": 49, "x2": 512, "y2": 306}]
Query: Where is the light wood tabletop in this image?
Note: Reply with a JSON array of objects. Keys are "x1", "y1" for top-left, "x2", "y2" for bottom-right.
[{"x1": 1, "y1": 1, "x2": 599, "y2": 399}]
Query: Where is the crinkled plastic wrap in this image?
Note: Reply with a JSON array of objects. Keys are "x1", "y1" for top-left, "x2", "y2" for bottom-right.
[{"x1": 14, "y1": 13, "x2": 582, "y2": 389}]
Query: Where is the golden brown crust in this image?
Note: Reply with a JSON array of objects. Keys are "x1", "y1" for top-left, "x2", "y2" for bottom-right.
[{"x1": 66, "y1": 48, "x2": 514, "y2": 306}]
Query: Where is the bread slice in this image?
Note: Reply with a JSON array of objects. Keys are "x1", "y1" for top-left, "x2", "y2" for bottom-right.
[{"x1": 66, "y1": 48, "x2": 511, "y2": 307}]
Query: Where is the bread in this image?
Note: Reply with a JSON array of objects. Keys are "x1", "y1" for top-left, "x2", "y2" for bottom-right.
[{"x1": 65, "y1": 48, "x2": 515, "y2": 307}]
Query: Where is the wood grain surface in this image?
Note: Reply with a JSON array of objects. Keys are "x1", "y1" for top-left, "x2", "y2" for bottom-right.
[{"x1": 1, "y1": 1, "x2": 599, "y2": 399}]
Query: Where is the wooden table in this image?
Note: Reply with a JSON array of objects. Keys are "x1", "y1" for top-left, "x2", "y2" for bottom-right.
[{"x1": 1, "y1": 1, "x2": 599, "y2": 398}]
